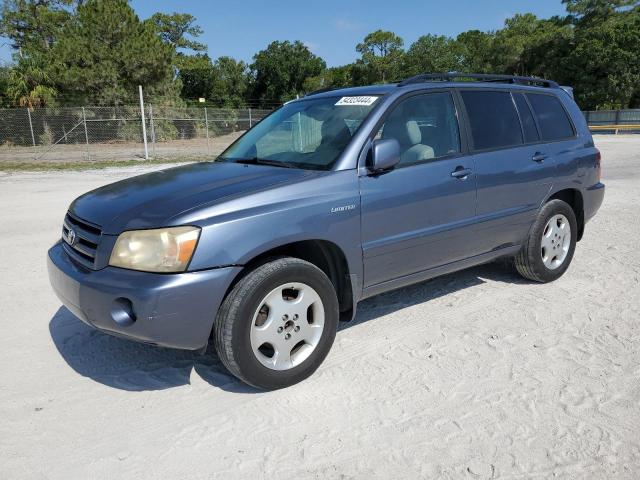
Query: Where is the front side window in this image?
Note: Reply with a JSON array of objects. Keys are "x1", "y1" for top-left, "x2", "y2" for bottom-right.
[
  {"x1": 461, "y1": 90, "x2": 523, "y2": 150},
  {"x1": 219, "y1": 96, "x2": 379, "y2": 170},
  {"x1": 526, "y1": 93, "x2": 575, "y2": 141},
  {"x1": 377, "y1": 92, "x2": 461, "y2": 166}
]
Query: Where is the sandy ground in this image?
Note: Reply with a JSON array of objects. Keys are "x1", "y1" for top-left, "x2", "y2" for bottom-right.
[{"x1": 0, "y1": 136, "x2": 638, "y2": 479}]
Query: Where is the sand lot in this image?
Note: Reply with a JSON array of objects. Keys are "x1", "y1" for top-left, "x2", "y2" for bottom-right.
[{"x1": 0, "y1": 136, "x2": 638, "y2": 479}]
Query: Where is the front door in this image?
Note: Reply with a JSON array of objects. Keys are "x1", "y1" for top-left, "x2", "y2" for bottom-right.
[{"x1": 359, "y1": 91, "x2": 477, "y2": 288}]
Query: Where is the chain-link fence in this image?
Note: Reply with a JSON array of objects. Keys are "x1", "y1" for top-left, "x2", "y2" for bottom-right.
[
  {"x1": 0, "y1": 105, "x2": 272, "y2": 164},
  {"x1": 3, "y1": 105, "x2": 637, "y2": 165}
]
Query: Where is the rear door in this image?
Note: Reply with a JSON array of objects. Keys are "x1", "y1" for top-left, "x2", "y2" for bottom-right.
[
  {"x1": 359, "y1": 90, "x2": 477, "y2": 287},
  {"x1": 458, "y1": 89, "x2": 560, "y2": 253}
]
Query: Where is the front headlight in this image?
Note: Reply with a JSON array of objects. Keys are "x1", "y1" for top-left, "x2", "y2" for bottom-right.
[{"x1": 109, "y1": 226, "x2": 201, "y2": 273}]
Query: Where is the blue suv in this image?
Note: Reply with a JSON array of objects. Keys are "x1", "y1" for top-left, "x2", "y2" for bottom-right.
[{"x1": 48, "y1": 73, "x2": 604, "y2": 389}]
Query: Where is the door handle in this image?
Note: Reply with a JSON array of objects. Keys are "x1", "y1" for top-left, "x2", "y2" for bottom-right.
[
  {"x1": 532, "y1": 152, "x2": 547, "y2": 163},
  {"x1": 451, "y1": 166, "x2": 472, "y2": 180}
]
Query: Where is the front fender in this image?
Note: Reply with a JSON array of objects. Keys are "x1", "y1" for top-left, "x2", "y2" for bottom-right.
[{"x1": 184, "y1": 170, "x2": 363, "y2": 289}]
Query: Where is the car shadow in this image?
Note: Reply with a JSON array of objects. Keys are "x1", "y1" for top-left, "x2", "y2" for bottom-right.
[
  {"x1": 49, "y1": 260, "x2": 527, "y2": 392},
  {"x1": 339, "y1": 260, "x2": 529, "y2": 331},
  {"x1": 49, "y1": 307, "x2": 258, "y2": 393}
]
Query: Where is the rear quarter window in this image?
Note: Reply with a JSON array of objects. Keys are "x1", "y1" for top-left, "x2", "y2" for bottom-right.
[
  {"x1": 526, "y1": 93, "x2": 575, "y2": 141},
  {"x1": 460, "y1": 90, "x2": 523, "y2": 151}
]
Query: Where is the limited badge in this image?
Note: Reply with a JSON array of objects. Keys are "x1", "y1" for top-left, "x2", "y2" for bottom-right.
[{"x1": 335, "y1": 96, "x2": 378, "y2": 106}]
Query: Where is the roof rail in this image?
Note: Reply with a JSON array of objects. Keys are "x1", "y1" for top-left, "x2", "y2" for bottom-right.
[{"x1": 397, "y1": 72, "x2": 559, "y2": 88}]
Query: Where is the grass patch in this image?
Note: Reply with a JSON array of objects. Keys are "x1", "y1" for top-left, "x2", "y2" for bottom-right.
[{"x1": 0, "y1": 157, "x2": 202, "y2": 172}]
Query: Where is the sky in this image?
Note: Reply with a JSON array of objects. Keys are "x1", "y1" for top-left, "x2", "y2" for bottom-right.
[{"x1": 0, "y1": 0, "x2": 568, "y2": 67}]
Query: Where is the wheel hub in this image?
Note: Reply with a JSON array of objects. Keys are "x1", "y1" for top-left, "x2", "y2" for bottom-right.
[
  {"x1": 541, "y1": 213, "x2": 571, "y2": 270},
  {"x1": 249, "y1": 282, "x2": 325, "y2": 371}
]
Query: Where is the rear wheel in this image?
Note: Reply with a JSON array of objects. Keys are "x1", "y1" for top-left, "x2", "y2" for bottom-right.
[
  {"x1": 515, "y1": 199, "x2": 577, "y2": 283},
  {"x1": 214, "y1": 257, "x2": 339, "y2": 390}
]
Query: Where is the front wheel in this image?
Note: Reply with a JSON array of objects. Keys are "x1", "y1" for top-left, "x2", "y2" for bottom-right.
[
  {"x1": 515, "y1": 199, "x2": 578, "y2": 283},
  {"x1": 214, "y1": 257, "x2": 339, "y2": 390}
]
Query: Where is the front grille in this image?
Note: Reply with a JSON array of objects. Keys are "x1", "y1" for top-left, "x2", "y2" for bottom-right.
[{"x1": 62, "y1": 213, "x2": 102, "y2": 269}]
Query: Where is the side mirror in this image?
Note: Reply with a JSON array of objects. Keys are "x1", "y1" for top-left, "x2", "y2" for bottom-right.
[{"x1": 369, "y1": 139, "x2": 400, "y2": 173}]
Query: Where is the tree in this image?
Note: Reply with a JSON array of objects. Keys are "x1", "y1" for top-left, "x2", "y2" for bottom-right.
[
  {"x1": 148, "y1": 12, "x2": 206, "y2": 53},
  {"x1": 5, "y1": 56, "x2": 56, "y2": 107},
  {"x1": 564, "y1": 7, "x2": 640, "y2": 108},
  {"x1": 563, "y1": 0, "x2": 638, "y2": 18},
  {"x1": 355, "y1": 30, "x2": 404, "y2": 83},
  {"x1": 0, "y1": 65, "x2": 10, "y2": 107},
  {"x1": 303, "y1": 65, "x2": 354, "y2": 93},
  {"x1": 455, "y1": 30, "x2": 496, "y2": 73},
  {"x1": 210, "y1": 56, "x2": 248, "y2": 107},
  {"x1": 490, "y1": 14, "x2": 543, "y2": 75},
  {"x1": 177, "y1": 54, "x2": 216, "y2": 99},
  {"x1": 51, "y1": 0, "x2": 176, "y2": 105},
  {"x1": 250, "y1": 40, "x2": 325, "y2": 105},
  {"x1": 403, "y1": 34, "x2": 462, "y2": 76},
  {"x1": 0, "y1": 0, "x2": 75, "y2": 56}
]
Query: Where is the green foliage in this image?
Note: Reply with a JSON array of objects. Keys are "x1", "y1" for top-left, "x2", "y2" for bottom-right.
[
  {"x1": 354, "y1": 30, "x2": 404, "y2": 83},
  {"x1": 250, "y1": 41, "x2": 325, "y2": 105},
  {"x1": 562, "y1": 0, "x2": 638, "y2": 17},
  {"x1": 210, "y1": 56, "x2": 248, "y2": 107},
  {"x1": 303, "y1": 65, "x2": 354, "y2": 93},
  {"x1": 51, "y1": 0, "x2": 175, "y2": 105},
  {"x1": 455, "y1": 30, "x2": 495, "y2": 73},
  {"x1": 178, "y1": 54, "x2": 216, "y2": 99},
  {"x1": 6, "y1": 56, "x2": 57, "y2": 107},
  {"x1": 0, "y1": 0, "x2": 74, "y2": 54},
  {"x1": 489, "y1": 14, "x2": 573, "y2": 76},
  {"x1": 0, "y1": 0, "x2": 638, "y2": 110},
  {"x1": 0, "y1": 66, "x2": 10, "y2": 107},
  {"x1": 565, "y1": 7, "x2": 640, "y2": 108},
  {"x1": 404, "y1": 35, "x2": 462, "y2": 76},
  {"x1": 178, "y1": 55, "x2": 249, "y2": 106},
  {"x1": 148, "y1": 12, "x2": 206, "y2": 52}
]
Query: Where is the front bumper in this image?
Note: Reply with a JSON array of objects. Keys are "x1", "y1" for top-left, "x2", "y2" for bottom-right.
[{"x1": 47, "y1": 241, "x2": 242, "y2": 350}]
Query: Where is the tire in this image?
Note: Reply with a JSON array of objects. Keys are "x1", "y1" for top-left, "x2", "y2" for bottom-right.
[
  {"x1": 515, "y1": 199, "x2": 578, "y2": 283},
  {"x1": 214, "y1": 257, "x2": 339, "y2": 390}
]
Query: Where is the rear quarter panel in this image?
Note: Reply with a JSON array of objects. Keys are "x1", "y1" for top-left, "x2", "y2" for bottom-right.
[{"x1": 544, "y1": 92, "x2": 600, "y2": 201}]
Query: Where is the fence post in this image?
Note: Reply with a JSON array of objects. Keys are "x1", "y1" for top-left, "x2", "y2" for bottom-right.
[
  {"x1": 149, "y1": 104, "x2": 156, "y2": 156},
  {"x1": 26, "y1": 108, "x2": 36, "y2": 159},
  {"x1": 26, "y1": 108, "x2": 36, "y2": 147},
  {"x1": 82, "y1": 107, "x2": 90, "y2": 160},
  {"x1": 204, "y1": 107, "x2": 210, "y2": 154},
  {"x1": 248, "y1": 107, "x2": 252, "y2": 128},
  {"x1": 139, "y1": 85, "x2": 149, "y2": 160}
]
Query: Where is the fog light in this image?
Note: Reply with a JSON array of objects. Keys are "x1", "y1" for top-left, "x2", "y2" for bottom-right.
[{"x1": 110, "y1": 298, "x2": 136, "y2": 326}]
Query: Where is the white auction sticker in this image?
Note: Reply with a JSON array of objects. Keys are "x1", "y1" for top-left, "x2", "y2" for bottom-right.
[{"x1": 335, "y1": 96, "x2": 378, "y2": 106}]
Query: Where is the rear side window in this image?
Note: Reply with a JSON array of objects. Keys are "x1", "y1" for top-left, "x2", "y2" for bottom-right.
[
  {"x1": 526, "y1": 93, "x2": 575, "y2": 141},
  {"x1": 461, "y1": 90, "x2": 523, "y2": 150},
  {"x1": 513, "y1": 93, "x2": 539, "y2": 143}
]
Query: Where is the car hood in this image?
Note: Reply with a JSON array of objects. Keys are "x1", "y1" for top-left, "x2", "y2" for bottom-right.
[{"x1": 69, "y1": 162, "x2": 316, "y2": 234}]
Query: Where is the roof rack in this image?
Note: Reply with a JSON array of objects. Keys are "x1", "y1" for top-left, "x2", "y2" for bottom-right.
[{"x1": 397, "y1": 72, "x2": 559, "y2": 88}]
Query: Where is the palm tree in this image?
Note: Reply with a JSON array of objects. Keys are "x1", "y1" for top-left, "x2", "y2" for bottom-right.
[{"x1": 7, "y1": 57, "x2": 57, "y2": 109}]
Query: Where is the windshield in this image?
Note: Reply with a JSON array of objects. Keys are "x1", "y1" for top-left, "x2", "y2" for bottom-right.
[{"x1": 218, "y1": 95, "x2": 380, "y2": 170}]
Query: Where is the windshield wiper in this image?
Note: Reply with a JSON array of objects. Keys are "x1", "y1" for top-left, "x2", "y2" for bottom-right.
[{"x1": 232, "y1": 157, "x2": 297, "y2": 169}]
